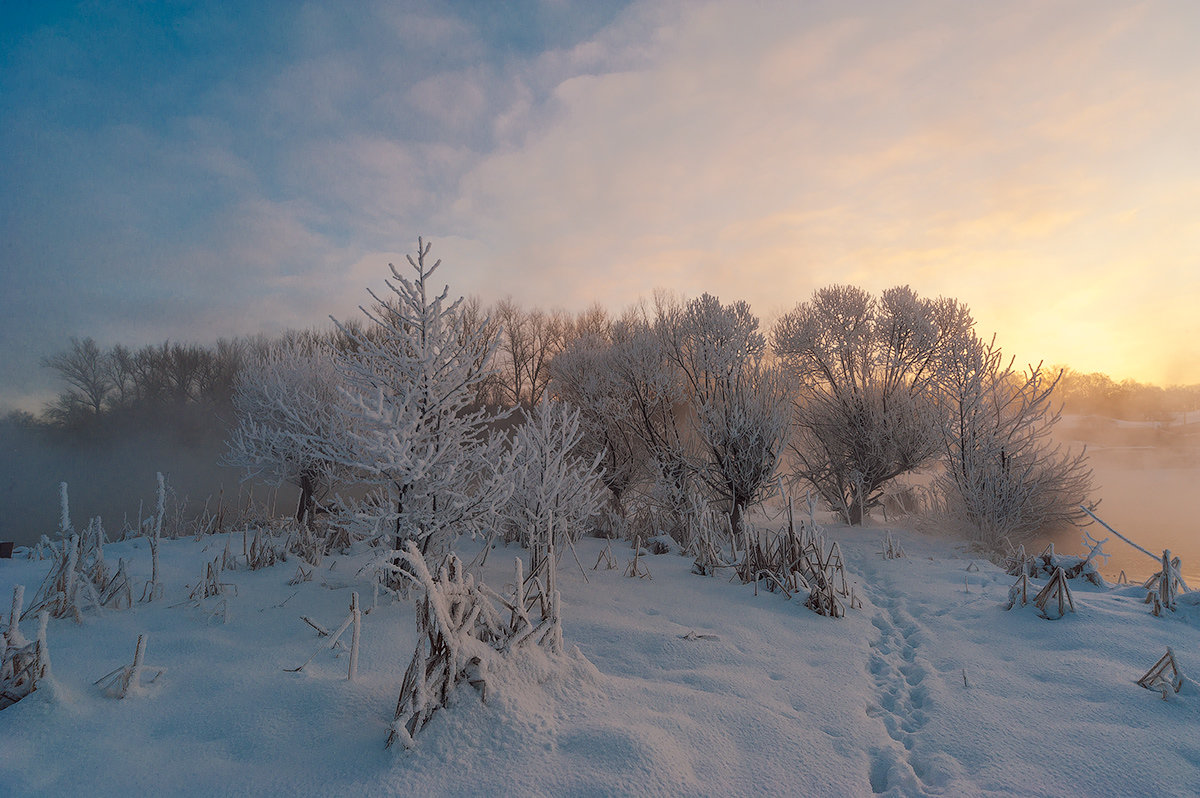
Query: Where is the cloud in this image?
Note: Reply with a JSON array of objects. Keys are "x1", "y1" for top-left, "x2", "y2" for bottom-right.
[
  {"x1": 3, "y1": 0, "x2": 1199, "y2": 415},
  {"x1": 444, "y1": 0, "x2": 1200, "y2": 383}
]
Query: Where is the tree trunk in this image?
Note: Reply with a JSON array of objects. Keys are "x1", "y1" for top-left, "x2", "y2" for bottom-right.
[{"x1": 295, "y1": 472, "x2": 315, "y2": 527}]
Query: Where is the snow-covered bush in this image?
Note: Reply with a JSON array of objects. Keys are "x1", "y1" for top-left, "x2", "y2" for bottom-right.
[
  {"x1": 662, "y1": 294, "x2": 791, "y2": 540},
  {"x1": 549, "y1": 332, "x2": 647, "y2": 522},
  {"x1": 386, "y1": 543, "x2": 564, "y2": 748},
  {"x1": 934, "y1": 332, "x2": 1093, "y2": 549},
  {"x1": 734, "y1": 509, "x2": 857, "y2": 618}
]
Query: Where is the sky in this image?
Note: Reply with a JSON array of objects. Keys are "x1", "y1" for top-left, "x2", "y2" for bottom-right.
[{"x1": 3, "y1": 0, "x2": 1199, "y2": 412}]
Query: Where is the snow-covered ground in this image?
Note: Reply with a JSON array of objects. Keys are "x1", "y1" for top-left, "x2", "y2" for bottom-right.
[{"x1": 3, "y1": 525, "x2": 1200, "y2": 797}]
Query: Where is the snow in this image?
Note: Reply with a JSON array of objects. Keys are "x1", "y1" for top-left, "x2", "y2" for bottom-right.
[{"x1": 4, "y1": 524, "x2": 1200, "y2": 796}]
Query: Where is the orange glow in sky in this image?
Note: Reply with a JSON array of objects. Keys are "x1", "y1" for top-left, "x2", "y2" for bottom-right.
[{"x1": 439, "y1": 2, "x2": 1200, "y2": 386}]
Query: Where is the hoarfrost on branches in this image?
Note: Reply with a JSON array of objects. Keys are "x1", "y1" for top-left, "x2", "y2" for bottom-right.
[
  {"x1": 501, "y1": 399, "x2": 606, "y2": 549},
  {"x1": 324, "y1": 239, "x2": 513, "y2": 563},
  {"x1": 224, "y1": 336, "x2": 351, "y2": 526},
  {"x1": 773, "y1": 285, "x2": 970, "y2": 525},
  {"x1": 934, "y1": 331, "x2": 1094, "y2": 549}
]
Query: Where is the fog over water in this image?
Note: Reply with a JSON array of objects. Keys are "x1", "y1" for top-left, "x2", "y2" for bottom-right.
[
  {"x1": 0, "y1": 411, "x2": 286, "y2": 549},
  {"x1": 1042, "y1": 415, "x2": 1200, "y2": 584},
  {"x1": 3, "y1": 409, "x2": 1197, "y2": 585}
]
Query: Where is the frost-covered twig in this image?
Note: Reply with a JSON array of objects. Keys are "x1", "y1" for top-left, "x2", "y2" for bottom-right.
[
  {"x1": 140, "y1": 473, "x2": 166, "y2": 603},
  {"x1": 286, "y1": 592, "x2": 361, "y2": 679},
  {"x1": 94, "y1": 633, "x2": 163, "y2": 698}
]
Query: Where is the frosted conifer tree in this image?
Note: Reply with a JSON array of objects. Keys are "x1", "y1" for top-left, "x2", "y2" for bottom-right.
[{"x1": 328, "y1": 239, "x2": 512, "y2": 560}]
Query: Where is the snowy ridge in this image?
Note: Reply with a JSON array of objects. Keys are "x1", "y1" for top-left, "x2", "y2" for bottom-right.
[{"x1": 2, "y1": 527, "x2": 1200, "y2": 796}]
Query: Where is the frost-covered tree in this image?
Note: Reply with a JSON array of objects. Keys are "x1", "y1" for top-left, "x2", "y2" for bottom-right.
[
  {"x1": 773, "y1": 285, "x2": 972, "y2": 524},
  {"x1": 328, "y1": 239, "x2": 512, "y2": 557},
  {"x1": 608, "y1": 306, "x2": 698, "y2": 536},
  {"x1": 661, "y1": 294, "x2": 791, "y2": 538},
  {"x1": 223, "y1": 337, "x2": 348, "y2": 525},
  {"x1": 549, "y1": 331, "x2": 647, "y2": 521},
  {"x1": 935, "y1": 331, "x2": 1094, "y2": 548},
  {"x1": 502, "y1": 399, "x2": 606, "y2": 552}
]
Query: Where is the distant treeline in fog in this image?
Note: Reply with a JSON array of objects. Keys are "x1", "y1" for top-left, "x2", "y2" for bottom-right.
[{"x1": 1054, "y1": 369, "x2": 1200, "y2": 421}]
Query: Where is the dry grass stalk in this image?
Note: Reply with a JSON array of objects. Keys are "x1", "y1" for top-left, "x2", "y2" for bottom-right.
[
  {"x1": 387, "y1": 541, "x2": 564, "y2": 749},
  {"x1": 881, "y1": 531, "x2": 906, "y2": 560},
  {"x1": 24, "y1": 535, "x2": 103, "y2": 624},
  {"x1": 100, "y1": 558, "x2": 132, "y2": 610},
  {"x1": 287, "y1": 592, "x2": 362, "y2": 678},
  {"x1": 246, "y1": 527, "x2": 281, "y2": 570},
  {"x1": 1143, "y1": 550, "x2": 1187, "y2": 614},
  {"x1": 285, "y1": 522, "x2": 325, "y2": 567},
  {"x1": 732, "y1": 517, "x2": 853, "y2": 618},
  {"x1": 289, "y1": 564, "x2": 314, "y2": 585},
  {"x1": 140, "y1": 472, "x2": 167, "y2": 603},
  {"x1": 1007, "y1": 540, "x2": 1106, "y2": 586},
  {"x1": 2, "y1": 594, "x2": 50, "y2": 711},
  {"x1": 1138, "y1": 648, "x2": 1184, "y2": 699},
  {"x1": 1005, "y1": 572, "x2": 1032, "y2": 610},
  {"x1": 221, "y1": 535, "x2": 240, "y2": 572},
  {"x1": 1034, "y1": 567, "x2": 1075, "y2": 620},
  {"x1": 187, "y1": 557, "x2": 236, "y2": 602},
  {"x1": 593, "y1": 539, "x2": 617, "y2": 571},
  {"x1": 625, "y1": 536, "x2": 652, "y2": 579},
  {"x1": 95, "y1": 633, "x2": 163, "y2": 698}
]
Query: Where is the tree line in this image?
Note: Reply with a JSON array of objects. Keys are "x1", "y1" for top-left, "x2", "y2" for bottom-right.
[
  {"x1": 38, "y1": 241, "x2": 1190, "y2": 551},
  {"x1": 1054, "y1": 369, "x2": 1200, "y2": 421}
]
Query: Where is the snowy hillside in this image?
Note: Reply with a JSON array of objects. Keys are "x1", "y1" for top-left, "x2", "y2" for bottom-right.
[{"x1": 3, "y1": 525, "x2": 1199, "y2": 797}]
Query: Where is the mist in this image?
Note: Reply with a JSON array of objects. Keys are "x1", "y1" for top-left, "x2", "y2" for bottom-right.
[
  {"x1": 0, "y1": 410, "x2": 287, "y2": 549},
  {"x1": 1044, "y1": 414, "x2": 1200, "y2": 584}
]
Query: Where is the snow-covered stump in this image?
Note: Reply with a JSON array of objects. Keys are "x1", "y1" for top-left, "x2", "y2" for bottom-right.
[
  {"x1": 386, "y1": 542, "x2": 566, "y2": 749},
  {"x1": 1138, "y1": 648, "x2": 1184, "y2": 700},
  {"x1": 95, "y1": 633, "x2": 163, "y2": 698}
]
